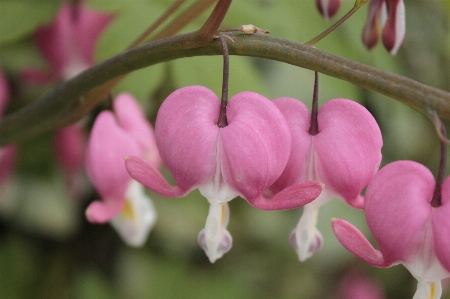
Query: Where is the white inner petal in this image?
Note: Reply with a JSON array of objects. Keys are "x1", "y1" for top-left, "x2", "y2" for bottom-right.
[
  {"x1": 404, "y1": 221, "x2": 449, "y2": 299},
  {"x1": 198, "y1": 202, "x2": 232, "y2": 263},
  {"x1": 109, "y1": 180, "x2": 157, "y2": 247}
]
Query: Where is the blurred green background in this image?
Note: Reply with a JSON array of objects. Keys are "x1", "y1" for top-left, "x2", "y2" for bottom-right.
[{"x1": 0, "y1": 0, "x2": 450, "y2": 298}]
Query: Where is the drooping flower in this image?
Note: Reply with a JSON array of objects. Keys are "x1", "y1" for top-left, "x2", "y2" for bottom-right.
[
  {"x1": 20, "y1": 2, "x2": 113, "y2": 199},
  {"x1": 316, "y1": 0, "x2": 342, "y2": 20},
  {"x1": 125, "y1": 85, "x2": 322, "y2": 263},
  {"x1": 22, "y1": 2, "x2": 113, "y2": 83},
  {"x1": 85, "y1": 93, "x2": 161, "y2": 247},
  {"x1": 269, "y1": 97, "x2": 382, "y2": 261},
  {"x1": 333, "y1": 160, "x2": 450, "y2": 299},
  {"x1": 362, "y1": 0, "x2": 405, "y2": 54}
]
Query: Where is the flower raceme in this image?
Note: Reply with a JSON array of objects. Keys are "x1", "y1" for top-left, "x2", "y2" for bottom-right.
[
  {"x1": 85, "y1": 93, "x2": 161, "y2": 247},
  {"x1": 269, "y1": 97, "x2": 382, "y2": 261},
  {"x1": 362, "y1": 0, "x2": 406, "y2": 54},
  {"x1": 125, "y1": 85, "x2": 323, "y2": 263},
  {"x1": 21, "y1": 2, "x2": 113, "y2": 198},
  {"x1": 333, "y1": 161, "x2": 450, "y2": 299}
]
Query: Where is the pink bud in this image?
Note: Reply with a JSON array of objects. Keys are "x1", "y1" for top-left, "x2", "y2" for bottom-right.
[
  {"x1": 316, "y1": 0, "x2": 342, "y2": 20},
  {"x1": 362, "y1": 0, "x2": 405, "y2": 54}
]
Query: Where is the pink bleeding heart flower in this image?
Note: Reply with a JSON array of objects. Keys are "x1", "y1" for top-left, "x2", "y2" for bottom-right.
[
  {"x1": 125, "y1": 85, "x2": 322, "y2": 263},
  {"x1": 20, "y1": 2, "x2": 112, "y2": 199},
  {"x1": 269, "y1": 97, "x2": 382, "y2": 261},
  {"x1": 316, "y1": 0, "x2": 342, "y2": 20},
  {"x1": 333, "y1": 160, "x2": 450, "y2": 299},
  {"x1": 86, "y1": 93, "x2": 161, "y2": 247},
  {"x1": 362, "y1": 0, "x2": 405, "y2": 54},
  {"x1": 21, "y1": 2, "x2": 113, "y2": 83}
]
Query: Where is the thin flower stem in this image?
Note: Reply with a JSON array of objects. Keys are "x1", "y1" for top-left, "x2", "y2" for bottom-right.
[
  {"x1": 151, "y1": 0, "x2": 216, "y2": 41},
  {"x1": 431, "y1": 111, "x2": 447, "y2": 208},
  {"x1": 1, "y1": 33, "x2": 450, "y2": 145},
  {"x1": 308, "y1": 71, "x2": 319, "y2": 135},
  {"x1": 82, "y1": 0, "x2": 231, "y2": 117},
  {"x1": 128, "y1": 0, "x2": 188, "y2": 49},
  {"x1": 306, "y1": 0, "x2": 369, "y2": 46},
  {"x1": 217, "y1": 35, "x2": 230, "y2": 128},
  {"x1": 197, "y1": 0, "x2": 233, "y2": 41}
]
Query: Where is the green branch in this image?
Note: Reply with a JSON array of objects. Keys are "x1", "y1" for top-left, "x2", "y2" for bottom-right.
[{"x1": 1, "y1": 33, "x2": 449, "y2": 145}]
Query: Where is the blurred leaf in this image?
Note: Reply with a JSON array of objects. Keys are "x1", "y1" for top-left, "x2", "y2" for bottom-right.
[
  {"x1": 0, "y1": 39, "x2": 46, "y2": 71},
  {"x1": 114, "y1": 63, "x2": 165, "y2": 103},
  {"x1": 94, "y1": 2, "x2": 167, "y2": 61},
  {"x1": 73, "y1": 269, "x2": 119, "y2": 299},
  {"x1": 0, "y1": 1, "x2": 62, "y2": 45}
]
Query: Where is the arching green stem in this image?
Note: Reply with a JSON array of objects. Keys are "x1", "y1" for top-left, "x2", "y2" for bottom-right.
[{"x1": 1, "y1": 33, "x2": 450, "y2": 145}]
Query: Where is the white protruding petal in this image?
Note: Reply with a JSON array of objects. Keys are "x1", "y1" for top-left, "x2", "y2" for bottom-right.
[
  {"x1": 110, "y1": 180, "x2": 157, "y2": 247},
  {"x1": 380, "y1": 1, "x2": 388, "y2": 28},
  {"x1": 198, "y1": 202, "x2": 232, "y2": 263},
  {"x1": 389, "y1": 0, "x2": 405, "y2": 55},
  {"x1": 412, "y1": 280, "x2": 441, "y2": 299},
  {"x1": 320, "y1": 0, "x2": 331, "y2": 19},
  {"x1": 290, "y1": 205, "x2": 323, "y2": 261}
]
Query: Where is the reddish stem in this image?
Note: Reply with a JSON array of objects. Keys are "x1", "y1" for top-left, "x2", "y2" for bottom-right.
[
  {"x1": 308, "y1": 71, "x2": 319, "y2": 135},
  {"x1": 431, "y1": 116, "x2": 447, "y2": 208},
  {"x1": 217, "y1": 35, "x2": 229, "y2": 128}
]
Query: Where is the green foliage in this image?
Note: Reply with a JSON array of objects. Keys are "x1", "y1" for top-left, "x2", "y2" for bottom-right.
[{"x1": 0, "y1": 1, "x2": 62, "y2": 45}]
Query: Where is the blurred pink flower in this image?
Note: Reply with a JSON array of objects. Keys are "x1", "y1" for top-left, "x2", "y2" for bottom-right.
[
  {"x1": 338, "y1": 270, "x2": 386, "y2": 299},
  {"x1": 333, "y1": 160, "x2": 450, "y2": 299},
  {"x1": 53, "y1": 124, "x2": 86, "y2": 198},
  {"x1": 0, "y1": 69, "x2": 18, "y2": 192},
  {"x1": 86, "y1": 93, "x2": 161, "y2": 247},
  {"x1": 20, "y1": 2, "x2": 113, "y2": 199},
  {"x1": 0, "y1": 69, "x2": 9, "y2": 116},
  {"x1": 316, "y1": 0, "x2": 342, "y2": 19},
  {"x1": 269, "y1": 97, "x2": 382, "y2": 261},
  {"x1": 22, "y1": 2, "x2": 113, "y2": 83},
  {"x1": 125, "y1": 85, "x2": 322, "y2": 262},
  {"x1": 362, "y1": 0, "x2": 405, "y2": 54}
]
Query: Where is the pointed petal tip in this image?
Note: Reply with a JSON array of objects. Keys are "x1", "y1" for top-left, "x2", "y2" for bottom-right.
[
  {"x1": 85, "y1": 200, "x2": 122, "y2": 224},
  {"x1": 332, "y1": 219, "x2": 387, "y2": 267},
  {"x1": 125, "y1": 156, "x2": 187, "y2": 198},
  {"x1": 249, "y1": 181, "x2": 322, "y2": 211}
]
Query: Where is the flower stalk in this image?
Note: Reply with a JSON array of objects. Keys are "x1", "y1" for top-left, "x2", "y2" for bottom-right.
[
  {"x1": 308, "y1": 71, "x2": 319, "y2": 136},
  {"x1": 431, "y1": 112, "x2": 447, "y2": 208},
  {"x1": 306, "y1": 0, "x2": 369, "y2": 46},
  {"x1": 217, "y1": 34, "x2": 230, "y2": 128}
]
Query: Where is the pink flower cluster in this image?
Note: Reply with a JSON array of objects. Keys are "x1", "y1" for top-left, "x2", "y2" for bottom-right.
[{"x1": 1, "y1": 2, "x2": 445, "y2": 299}]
